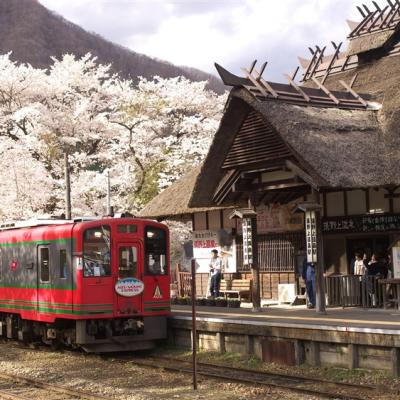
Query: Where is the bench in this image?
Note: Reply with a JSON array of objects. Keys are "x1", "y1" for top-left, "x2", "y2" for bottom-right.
[{"x1": 220, "y1": 279, "x2": 252, "y2": 301}]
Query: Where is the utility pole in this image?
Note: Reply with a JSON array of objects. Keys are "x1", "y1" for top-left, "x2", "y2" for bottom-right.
[
  {"x1": 106, "y1": 170, "x2": 113, "y2": 216},
  {"x1": 64, "y1": 153, "x2": 71, "y2": 220}
]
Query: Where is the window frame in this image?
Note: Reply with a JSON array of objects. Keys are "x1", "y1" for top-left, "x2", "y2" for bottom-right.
[
  {"x1": 38, "y1": 246, "x2": 50, "y2": 283},
  {"x1": 144, "y1": 226, "x2": 168, "y2": 276},
  {"x1": 82, "y1": 225, "x2": 112, "y2": 278}
]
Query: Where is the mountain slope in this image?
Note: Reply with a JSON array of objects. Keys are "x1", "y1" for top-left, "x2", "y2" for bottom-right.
[{"x1": 0, "y1": 0, "x2": 225, "y2": 93}]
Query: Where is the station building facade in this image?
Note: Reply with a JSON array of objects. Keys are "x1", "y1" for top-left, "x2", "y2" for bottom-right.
[{"x1": 140, "y1": 3, "x2": 400, "y2": 300}]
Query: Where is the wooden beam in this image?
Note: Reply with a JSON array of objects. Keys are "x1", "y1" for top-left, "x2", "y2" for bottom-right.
[
  {"x1": 233, "y1": 181, "x2": 308, "y2": 193},
  {"x1": 339, "y1": 79, "x2": 368, "y2": 107},
  {"x1": 285, "y1": 160, "x2": 319, "y2": 189},
  {"x1": 283, "y1": 73, "x2": 310, "y2": 102},
  {"x1": 312, "y1": 76, "x2": 340, "y2": 105},
  {"x1": 307, "y1": 46, "x2": 326, "y2": 80},
  {"x1": 321, "y1": 42, "x2": 343, "y2": 84}
]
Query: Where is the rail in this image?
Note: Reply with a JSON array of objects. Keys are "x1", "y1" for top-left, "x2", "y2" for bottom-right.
[{"x1": 132, "y1": 356, "x2": 388, "y2": 400}]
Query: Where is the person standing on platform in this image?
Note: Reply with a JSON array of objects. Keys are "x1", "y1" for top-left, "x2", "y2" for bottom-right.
[
  {"x1": 302, "y1": 259, "x2": 316, "y2": 309},
  {"x1": 209, "y1": 249, "x2": 222, "y2": 298},
  {"x1": 354, "y1": 253, "x2": 366, "y2": 275}
]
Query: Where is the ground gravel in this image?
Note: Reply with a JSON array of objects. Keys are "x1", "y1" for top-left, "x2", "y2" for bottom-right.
[{"x1": 0, "y1": 340, "x2": 323, "y2": 399}]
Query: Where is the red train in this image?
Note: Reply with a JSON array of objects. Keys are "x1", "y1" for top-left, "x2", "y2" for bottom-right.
[{"x1": 0, "y1": 217, "x2": 170, "y2": 352}]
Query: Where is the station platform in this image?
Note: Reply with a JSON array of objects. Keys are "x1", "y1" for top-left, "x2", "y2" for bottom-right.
[
  {"x1": 168, "y1": 305, "x2": 400, "y2": 374},
  {"x1": 172, "y1": 304, "x2": 400, "y2": 334}
]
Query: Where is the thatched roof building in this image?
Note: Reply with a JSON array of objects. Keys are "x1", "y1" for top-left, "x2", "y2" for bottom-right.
[{"x1": 141, "y1": 1, "x2": 400, "y2": 219}]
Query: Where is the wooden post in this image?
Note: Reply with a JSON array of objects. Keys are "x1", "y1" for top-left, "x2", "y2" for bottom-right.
[
  {"x1": 191, "y1": 259, "x2": 197, "y2": 390},
  {"x1": 248, "y1": 197, "x2": 261, "y2": 312},
  {"x1": 250, "y1": 216, "x2": 261, "y2": 311},
  {"x1": 314, "y1": 191, "x2": 326, "y2": 314},
  {"x1": 64, "y1": 153, "x2": 71, "y2": 220}
]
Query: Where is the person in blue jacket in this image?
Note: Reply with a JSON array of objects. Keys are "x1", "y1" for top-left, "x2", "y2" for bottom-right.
[{"x1": 302, "y1": 259, "x2": 316, "y2": 308}]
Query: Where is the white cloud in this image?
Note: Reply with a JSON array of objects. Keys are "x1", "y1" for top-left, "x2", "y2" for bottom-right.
[{"x1": 39, "y1": 0, "x2": 384, "y2": 80}]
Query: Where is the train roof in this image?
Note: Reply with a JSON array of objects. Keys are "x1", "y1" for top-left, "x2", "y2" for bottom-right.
[
  {"x1": 0, "y1": 216, "x2": 164, "y2": 232},
  {"x1": 0, "y1": 217, "x2": 102, "y2": 231}
]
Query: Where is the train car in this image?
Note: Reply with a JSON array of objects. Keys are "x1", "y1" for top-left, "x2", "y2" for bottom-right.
[{"x1": 0, "y1": 217, "x2": 170, "y2": 352}]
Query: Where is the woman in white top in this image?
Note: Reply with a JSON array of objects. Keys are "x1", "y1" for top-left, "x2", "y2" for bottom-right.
[{"x1": 354, "y1": 253, "x2": 366, "y2": 275}]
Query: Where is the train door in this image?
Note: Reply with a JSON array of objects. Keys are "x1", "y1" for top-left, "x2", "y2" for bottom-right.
[
  {"x1": 114, "y1": 242, "x2": 143, "y2": 316},
  {"x1": 142, "y1": 226, "x2": 170, "y2": 312},
  {"x1": 80, "y1": 225, "x2": 114, "y2": 315},
  {"x1": 37, "y1": 245, "x2": 51, "y2": 314}
]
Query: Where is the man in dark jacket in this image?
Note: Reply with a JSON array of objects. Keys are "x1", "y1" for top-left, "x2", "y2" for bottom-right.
[{"x1": 302, "y1": 259, "x2": 316, "y2": 308}]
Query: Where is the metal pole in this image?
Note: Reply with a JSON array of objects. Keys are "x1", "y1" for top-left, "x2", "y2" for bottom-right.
[
  {"x1": 191, "y1": 258, "x2": 197, "y2": 390},
  {"x1": 64, "y1": 153, "x2": 71, "y2": 220}
]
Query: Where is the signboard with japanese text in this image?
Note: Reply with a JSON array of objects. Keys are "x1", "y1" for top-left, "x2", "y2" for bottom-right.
[
  {"x1": 242, "y1": 218, "x2": 254, "y2": 266},
  {"x1": 322, "y1": 214, "x2": 400, "y2": 234},
  {"x1": 192, "y1": 230, "x2": 236, "y2": 273},
  {"x1": 305, "y1": 210, "x2": 318, "y2": 263},
  {"x1": 236, "y1": 203, "x2": 303, "y2": 234}
]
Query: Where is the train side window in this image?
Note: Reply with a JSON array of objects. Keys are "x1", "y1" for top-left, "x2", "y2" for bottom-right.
[
  {"x1": 118, "y1": 246, "x2": 137, "y2": 278},
  {"x1": 59, "y1": 249, "x2": 67, "y2": 279},
  {"x1": 83, "y1": 225, "x2": 111, "y2": 277},
  {"x1": 144, "y1": 227, "x2": 167, "y2": 275},
  {"x1": 39, "y1": 247, "x2": 50, "y2": 282}
]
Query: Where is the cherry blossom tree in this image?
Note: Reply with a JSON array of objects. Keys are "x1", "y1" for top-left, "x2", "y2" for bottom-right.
[{"x1": 0, "y1": 53, "x2": 226, "y2": 221}]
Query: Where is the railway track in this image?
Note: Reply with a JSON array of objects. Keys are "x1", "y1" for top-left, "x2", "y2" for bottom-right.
[
  {"x1": 0, "y1": 371, "x2": 113, "y2": 400},
  {"x1": 130, "y1": 356, "x2": 394, "y2": 400}
]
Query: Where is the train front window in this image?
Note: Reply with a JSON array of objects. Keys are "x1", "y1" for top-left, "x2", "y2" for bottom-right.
[
  {"x1": 118, "y1": 246, "x2": 137, "y2": 278},
  {"x1": 83, "y1": 225, "x2": 111, "y2": 277},
  {"x1": 145, "y1": 227, "x2": 167, "y2": 275}
]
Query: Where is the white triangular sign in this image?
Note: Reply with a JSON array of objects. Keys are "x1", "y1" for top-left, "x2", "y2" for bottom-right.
[{"x1": 153, "y1": 285, "x2": 162, "y2": 298}]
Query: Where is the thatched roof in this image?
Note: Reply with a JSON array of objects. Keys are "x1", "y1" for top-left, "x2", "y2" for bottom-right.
[
  {"x1": 322, "y1": 54, "x2": 400, "y2": 137},
  {"x1": 138, "y1": 164, "x2": 231, "y2": 219},
  {"x1": 187, "y1": 87, "x2": 400, "y2": 208},
  {"x1": 347, "y1": 29, "x2": 396, "y2": 56}
]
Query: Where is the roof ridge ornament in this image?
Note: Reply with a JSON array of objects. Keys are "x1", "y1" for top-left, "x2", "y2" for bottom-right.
[
  {"x1": 349, "y1": 0, "x2": 400, "y2": 38},
  {"x1": 214, "y1": 62, "x2": 370, "y2": 110},
  {"x1": 298, "y1": 1, "x2": 400, "y2": 83}
]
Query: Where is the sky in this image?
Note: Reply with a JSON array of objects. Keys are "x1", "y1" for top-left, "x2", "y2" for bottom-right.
[{"x1": 38, "y1": 0, "x2": 379, "y2": 82}]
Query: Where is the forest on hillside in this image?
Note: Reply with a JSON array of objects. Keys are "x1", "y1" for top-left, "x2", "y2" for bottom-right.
[{"x1": 0, "y1": 0, "x2": 225, "y2": 93}]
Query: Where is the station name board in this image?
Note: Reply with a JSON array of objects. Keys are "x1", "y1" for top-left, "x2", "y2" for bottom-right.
[{"x1": 322, "y1": 213, "x2": 400, "y2": 234}]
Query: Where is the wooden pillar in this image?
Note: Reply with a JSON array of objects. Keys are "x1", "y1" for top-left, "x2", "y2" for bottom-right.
[
  {"x1": 249, "y1": 197, "x2": 261, "y2": 311},
  {"x1": 295, "y1": 340, "x2": 305, "y2": 365},
  {"x1": 216, "y1": 332, "x2": 225, "y2": 353},
  {"x1": 245, "y1": 335, "x2": 254, "y2": 355},
  {"x1": 314, "y1": 191, "x2": 326, "y2": 314},
  {"x1": 391, "y1": 348, "x2": 400, "y2": 377},
  {"x1": 309, "y1": 341, "x2": 321, "y2": 366},
  {"x1": 348, "y1": 344, "x2": 359, "y2": 369}
]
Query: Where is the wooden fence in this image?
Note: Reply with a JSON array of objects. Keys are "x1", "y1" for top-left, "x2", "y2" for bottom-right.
[
  {"x1": 325, "y1": 275, "x2": 384, "y2": 308},
  {"x1": 176, "y1": 269, "x2": 387, "y2": 309}
]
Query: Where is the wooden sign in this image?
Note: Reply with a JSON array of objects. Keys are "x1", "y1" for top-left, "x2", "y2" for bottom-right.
[
  {"x1": 322, "y1": 214, "x2": 400, "y2": 234},
  {"x1": 242, "y1": 217, "x2": 254, "y2": 266},
  {"x1": 305, "y1": 210, "x2": 317, "y2": 263}
]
